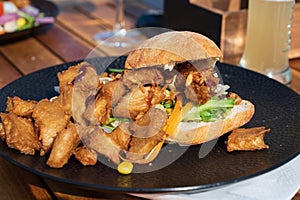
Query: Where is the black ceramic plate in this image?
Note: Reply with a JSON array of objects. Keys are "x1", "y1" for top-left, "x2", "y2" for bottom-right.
[
  {"x1": 0, "y1": 57, "x2": 299, "y2": 193},
  {"x1": 0, "y1": 0, "x2": 59, "y2": 44}
]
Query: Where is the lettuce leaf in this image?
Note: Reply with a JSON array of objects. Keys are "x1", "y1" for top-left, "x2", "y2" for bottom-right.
[{"x1": 183, "y1": 97, "x2": 235, "y2": 122}]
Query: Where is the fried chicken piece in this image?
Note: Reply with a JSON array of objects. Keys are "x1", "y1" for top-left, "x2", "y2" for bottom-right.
[
  {"x1": 32, "y1": 99, "x2": 69, "y2": 156},
  {"x1": 6, "y1": 96, "x2": 37, "y2": 117},
  {"x1": 227, "y1": 127, "x2": 270, "y2": 152},
  {"x1": 87, "y1": 95, "x2": 110, "y2": 125},
  {"x1": 130, "y1": 107, "x2": 168, "y2": 138},
  {"x1": 113, "y1": 86, "x2": 148, "y2": 120},
  {"x1": 79, "y1": 125, "x2": 121, "y2": 164},
  {"x1": 72, "y1": 64, "x2": 99, "y2": 124},
  {"x1": 105, "y1": 79, "x2": 127, "y2": 106},
  {"x1": 57, "y1": 64, "x2": 81, "y2": 114},
  {"x1": 107, "y1": 123, "x2": 132, "y2": 151},
  {"x1": 126, "y1": 130, "x2": 166, "y2": 163},
  {"x1": 65, "y1": 63, "x2": 99, "y2": 125},
  {"x1": 176, "y1": 62, "x2": 219, "y2": 105},
  {"x1": 122, "y1": 67, "x2": 164, "y2": 88},
  {"x1": 113, "y1": 86, "x2": 166, "y2": 120},
  {"x1": 89, "y1": 79, "x2": 126, "y2": 125},
  {"x1": 184, "y1": 71, "x2": 211, "y2": 104},
  {"x1": 46, "y1": 122, "x2": 81, "y2": 168},
  {"x1": 126, "y1": 108, "x2": 168, "y2": 162},
  {"x1": 0, "y1": 113, "x2": 40, "y2": 155},
  {"x1": 58, "y1": 62, "x2": 98, "y2": 117},
  {"x1": 73, "y1": 146, "x2": 98, "y2": 166}
]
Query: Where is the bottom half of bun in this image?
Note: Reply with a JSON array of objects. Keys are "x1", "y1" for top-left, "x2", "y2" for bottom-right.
[{"x1": 166, "y1": 100, "x2": 255, "y2": 145}]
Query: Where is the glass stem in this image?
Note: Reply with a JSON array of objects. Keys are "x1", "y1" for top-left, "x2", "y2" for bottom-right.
[{"x1": 113, "y1": 0, "x2": 126, "y2": 31}]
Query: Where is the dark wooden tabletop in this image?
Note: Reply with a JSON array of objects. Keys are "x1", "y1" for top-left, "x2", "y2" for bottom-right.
[{"x1": 0, "y1": 0, "x2": 299, "y2": 199}]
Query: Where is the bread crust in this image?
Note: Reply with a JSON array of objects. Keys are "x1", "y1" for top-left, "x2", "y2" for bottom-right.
[
  {"x1": 125, "y1": 31, "x2": 223, "y2": 69},
  {"x1": 166, "y1": 100, "x2": 255, "y2": 145}
]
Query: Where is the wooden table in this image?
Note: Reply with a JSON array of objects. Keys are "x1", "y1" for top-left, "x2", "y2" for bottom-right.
[{"x1": 0, "y1": 0, "x2": 299, "y2": 199}]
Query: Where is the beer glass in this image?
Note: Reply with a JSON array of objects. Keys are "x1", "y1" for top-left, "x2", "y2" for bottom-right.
[{"x1": 240, "y1": 0, "x2": 295, "y2": 85}]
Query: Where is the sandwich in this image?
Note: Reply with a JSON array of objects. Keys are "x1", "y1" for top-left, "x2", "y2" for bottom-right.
[
  {"x1": 123, "y1": 31, "x2": 255, "y2": 145},
  {"x1": 87, "y1": 30, "x2": 255, "y2": 165}
]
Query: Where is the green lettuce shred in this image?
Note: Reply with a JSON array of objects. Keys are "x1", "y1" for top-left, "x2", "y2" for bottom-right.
[{"x1": 183, "y1": 97, "x2": 235, "y2": 122}]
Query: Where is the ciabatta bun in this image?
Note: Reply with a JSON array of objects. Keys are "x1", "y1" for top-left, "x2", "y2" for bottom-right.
[
  {"x1": 125, "y1": 31, "x2": 223, "y2": 69},
  {"x1": 166, "y1": 100, "x2": 255, "y2": 145}
]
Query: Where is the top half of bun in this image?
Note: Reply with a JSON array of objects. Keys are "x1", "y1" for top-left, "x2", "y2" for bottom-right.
[{"x1": 125, "y1": 31, "x2": 223, "y2": 69}]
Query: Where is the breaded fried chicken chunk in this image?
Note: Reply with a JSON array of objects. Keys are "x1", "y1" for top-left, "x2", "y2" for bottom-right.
[
  {"x1": 46, "y1": 122, "x2": 81, "y2": 168},
  {"x1": 227, "y1": 127, "x2": 270, "y2": 152},
  {"x1": 6, "y1": 96, "x2": 37, "y2": 117},
  {"x1": 73, "y1": 146, "x2": 98, "y2": 166},
  {"x1": 57, "y1": 62, "x2": 99, "y2": 120},
  {"x1": 0, "y1": 113, "x2": 40, "y2": 155},
  {"x1": 32, "y1": 98, "x2": 69, "y2": 156}
]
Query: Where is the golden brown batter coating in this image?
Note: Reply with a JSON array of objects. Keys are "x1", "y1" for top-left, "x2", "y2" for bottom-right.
[
  {"x1": 0, "y1": 113, "x2": 40, "y2": 155},
  {"x1": 32, "y1": 99, "x2": 69, "y2": 156},
  {"x1": 6, "y1": 96, "x2": 37, "y2": 117},
  {"x1": 227, "y1": 127, "x2": 270, "y2": 152},
  {"x1": 46, "y1": 122, "x2": 81, "y2": 168},
  {"x1": 73, "y1": 146, "x2": 97, "y2": 166}
]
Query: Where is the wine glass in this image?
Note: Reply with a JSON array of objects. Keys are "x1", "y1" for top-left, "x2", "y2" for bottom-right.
[{"x1": 93, "y1": 0, "x2": 146, "y2": 48}]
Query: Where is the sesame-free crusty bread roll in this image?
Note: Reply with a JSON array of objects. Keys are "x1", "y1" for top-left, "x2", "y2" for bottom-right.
[{"x1": 125, "y1": 31, "x2": 223, "y2": 69}]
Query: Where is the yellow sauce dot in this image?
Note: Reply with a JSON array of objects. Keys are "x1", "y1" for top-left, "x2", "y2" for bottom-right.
[{"x1": 117, "y1": 161, "x2": 133, "y2": 175}]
